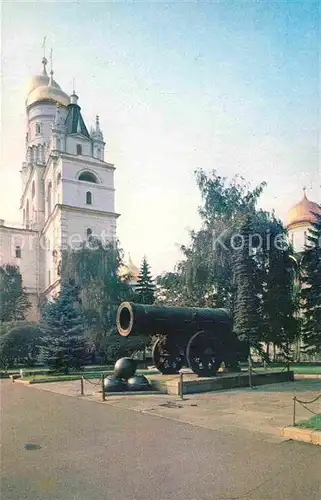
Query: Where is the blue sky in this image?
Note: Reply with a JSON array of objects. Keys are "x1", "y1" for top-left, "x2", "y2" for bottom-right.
[{"x1": 1, "y1": 1, "x2": 320, "y2": 275}]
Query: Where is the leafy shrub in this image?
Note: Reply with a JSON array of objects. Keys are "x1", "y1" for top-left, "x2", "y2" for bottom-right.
[{"x1": 0, "y1": 323, "x2": 43, "y2": 369}]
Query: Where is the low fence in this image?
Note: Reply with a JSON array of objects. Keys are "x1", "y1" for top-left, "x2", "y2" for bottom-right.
[
  {"x1": 81, "y1": 374, "x2": 106, "y2": 400},
  {"x1": 244, "y1": 357, "x2": 291, "y2": 389},
  {"x1": 292, "y1": 393, "x2": 321, "y2": 426}
]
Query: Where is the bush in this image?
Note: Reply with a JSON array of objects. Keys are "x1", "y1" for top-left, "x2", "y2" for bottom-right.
[{"x1": 0, "y1": 323, "x2": 43, "y2": 369}]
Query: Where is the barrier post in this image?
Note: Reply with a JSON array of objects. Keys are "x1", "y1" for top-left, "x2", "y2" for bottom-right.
[
  {"x1": 101, "y1": 374, "x2": 105, "y2": 401},
  {"x1": 80, "y1": 376, "x2": 84, "y2": 396},
  {"x1": 248, "y1": 355, "x2": 253, "y2": 389},
  {"x1": 179, "y1": 372, "x2": 184, "y2": 400},
  {"x1": 293, "y1": 396, "x2": 296, "y2": 426}
]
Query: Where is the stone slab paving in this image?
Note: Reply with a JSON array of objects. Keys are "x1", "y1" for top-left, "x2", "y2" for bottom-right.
[
  {"x1": 24, "y1": 378, "x2": 321, "y2": 442},
  {"x1": 2, "y1": 381, "x2": 321, "y2": 500}
]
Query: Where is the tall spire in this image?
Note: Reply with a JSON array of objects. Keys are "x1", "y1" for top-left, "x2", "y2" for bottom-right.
[
  {"x1": 41, "y1": 57, "x2": 48, "y2": 76},
  {"x1": 49, "y1": 48, "x2": 54, "y2": 85},
  {"x1": 70, "y1": 77, "x2": 79, "y2": 104},
  {"x1": 41, "y1": 36, "x2": 48, "y2": 75}
]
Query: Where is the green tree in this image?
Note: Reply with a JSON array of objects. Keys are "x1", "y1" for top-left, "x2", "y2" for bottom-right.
[
  {"x1": 155, "y1": 170, "x2": 298, "y2": 358},
  {"x1": 233, "y1": 214, "x2": 261, "y2": 351},
  {"x1": 61, "y1": 239, "x2": 141, "y2": 361},
  {"x1": 260, "y1": 217, "x2": 298, "y2": 360},
  {"x1": 301, "y1": 210, "x2": 321, "y2": 354},
  {"x1": 0, "y1": 265, "x2": 31, "y2": 322},
  {"x1": 0, "y1": 323, "x2": 43, "y2": 369},
  {"x1": 135, "y1": 256, "x2": 155, "y2": 304},
  {"x1": 40, "y1": 281, "x2": 88, "y2": 373}
]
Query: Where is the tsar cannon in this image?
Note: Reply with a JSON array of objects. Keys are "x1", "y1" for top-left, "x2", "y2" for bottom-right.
[{"x1": 116, "y1": 302, "x2": 249, "y2": 377}]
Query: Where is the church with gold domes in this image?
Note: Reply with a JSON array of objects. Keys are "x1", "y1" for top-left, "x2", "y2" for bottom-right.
[
  {"x1": 286, "y1": 189, "x2": 321, "y2": 254},
  {"x1": 0, "y1": 54, "x2": 119, "y2": 319}
]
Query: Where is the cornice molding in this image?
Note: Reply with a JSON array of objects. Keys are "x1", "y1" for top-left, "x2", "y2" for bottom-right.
[
  {"x1": 58, "y1": 152, "x2": 115, "y2": 170},
  {"x1": 64, "y1": 178, "x2": 115, "y2": 191},
  {"x1": 59, "y1": 203, "x2": 120, "y2": 219},
  {"x1": 0, "y1": 224, "x2": 38, "y2": 234},
  {"x1": 287, "y1": 221, "x2": 312, "y2": 230},
  {"x1": 41, "y1": 203, "x2": 120, "y2": 235}
]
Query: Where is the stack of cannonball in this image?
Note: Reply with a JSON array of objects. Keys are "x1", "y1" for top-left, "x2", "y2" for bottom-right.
[{"x1": 103, "y1": 357, "x2": 151, "y2": 393}]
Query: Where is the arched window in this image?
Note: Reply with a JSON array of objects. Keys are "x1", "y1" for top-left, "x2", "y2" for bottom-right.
[
  {"x1": 32, "y1": 181, "x2": 35, "y2": 198},
  {"x1": 15, "y1": 246, "x2": 21, "y2": 259},
  {"x1": 47, "y1": 182, "x2": 52, "y2": 216},
  {"x1": 36, "y1": 123, "x2": 41, "y2": 135},
  {"x1": 78, "y1": 171, "x2": 98, "y2": 183},
  {"x1": 86, "y1": 228, "x2": 92, "y2": 239},
  {"x1": 86, "y1": 191, "x2": 92, "y2": 205},
  {"x1": 76, "y1": 144, "x2": 82, "y2": 155}
]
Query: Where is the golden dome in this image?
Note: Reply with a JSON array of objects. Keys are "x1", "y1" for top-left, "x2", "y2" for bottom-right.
[
  {"x1": 26, "y1": 58, "x2": 70, "y2": 108},
  {"x1": 26, "y1": 57, "x2": 49, "y2": 94},
  {"x1": 118, "y1": 255, "x2": 140, "y2": 281},
  {"x1": 26, "y1": 81, "x2": 70, "y2": 108},
  {"x1": 128, "y1": 255, "x2": 140, "y2": 281},
  {"x1": 287, "y1": 190, "x2": 321, "y2": 228},
  {"x1": 27, "y1": 74, "x2": 50, "y2": 94}
]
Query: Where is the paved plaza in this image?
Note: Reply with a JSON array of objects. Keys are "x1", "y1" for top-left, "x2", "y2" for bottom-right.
[{"x1": 1, "y1": 379, "x2": 320, "y2": 499}]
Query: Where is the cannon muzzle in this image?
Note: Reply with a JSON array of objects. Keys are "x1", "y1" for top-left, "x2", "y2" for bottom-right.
[{"x1": 116, "y1": 301, "x2": 135, "y2": 337}]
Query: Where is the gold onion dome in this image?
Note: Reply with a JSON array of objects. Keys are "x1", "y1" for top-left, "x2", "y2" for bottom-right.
[
  {"x1": 128, "y1": 254, "x2": 140, "y2": 281},
  {"x1": 118, "y1": 255, "x2": 140, "y2": 281},
  {"x1": 25, "y1": 57, "x2": 70, "y2": 108},
  {"x1": 26, "y1": 57, "x2": 50, "y2": 93},
  {"x1": 287, "y1": 189, "x2": 321, "y2": 228}
]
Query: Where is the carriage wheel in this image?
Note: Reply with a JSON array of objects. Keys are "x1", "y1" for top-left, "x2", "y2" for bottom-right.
[
  {"x1": 186, "y1": 331, "x2": 222, "y2": 377},
  {"x1": 152, "y1": 338, "x2": 184, "y2": 374}
]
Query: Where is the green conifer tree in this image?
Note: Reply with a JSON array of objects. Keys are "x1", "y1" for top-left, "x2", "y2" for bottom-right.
[
  {"x1": 301, "y1": 210, "x2": 321, "y2": 354},
  {"x1": 232, "y1": 215, "x2": 261, "y2": 351},
  {"x1": 0, "y1": 265, "x2": 31, "y2": 322},
  {"x1": 40, "y1": 281, "x2": 88, "y2": 373},
  {"x1": 135, "y1": 256, "x2": 155, "y2": 304}
]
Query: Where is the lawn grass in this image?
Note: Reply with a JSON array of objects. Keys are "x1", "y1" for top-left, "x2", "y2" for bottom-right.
[
  {"x1": 23, "y1": 369, "x2": 157, "y2": 382},
  {"x1": 241, "y1": 365, "x2": 321, "y2": 375},
  {"x1": 296, "y1": 414, "x2": 321, "y2": 431}
]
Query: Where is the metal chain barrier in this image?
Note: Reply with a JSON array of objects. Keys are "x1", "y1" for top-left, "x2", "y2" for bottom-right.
[
  {"x1": 292, "y1": 393, "x2": 321, "y2": 425},
  {"x1": 82, "y1": 375, "x2": 102, "y2": 386},
  {"x1": 78, "y1": 374, "x2": 105, "y2": 396}
]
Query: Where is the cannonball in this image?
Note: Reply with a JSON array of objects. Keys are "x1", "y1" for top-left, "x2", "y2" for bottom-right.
[
  {"x1": 114, "y1": 357, "x2": 137, "y2": 380},
  {"x1": 104, "y1": 374, "x2": 127, "y2": 392},
  {"x1": 127, "y1": 374, "x2": 151, "y2": 392}
]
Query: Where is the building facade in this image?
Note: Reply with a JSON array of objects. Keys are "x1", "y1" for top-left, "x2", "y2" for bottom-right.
[{"x1": 0, "y1": 55, "x2": 119, "y2": 319}]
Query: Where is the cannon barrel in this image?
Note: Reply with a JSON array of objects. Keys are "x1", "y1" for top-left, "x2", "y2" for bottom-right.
[{"x1": 116, "y1": 301, "x2": 232, "y2": 337}]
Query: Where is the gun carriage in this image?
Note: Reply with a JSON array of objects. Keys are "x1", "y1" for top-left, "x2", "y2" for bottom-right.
[{"x1": 116, "y1": 302, "x2": 248, "y2": 377}]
